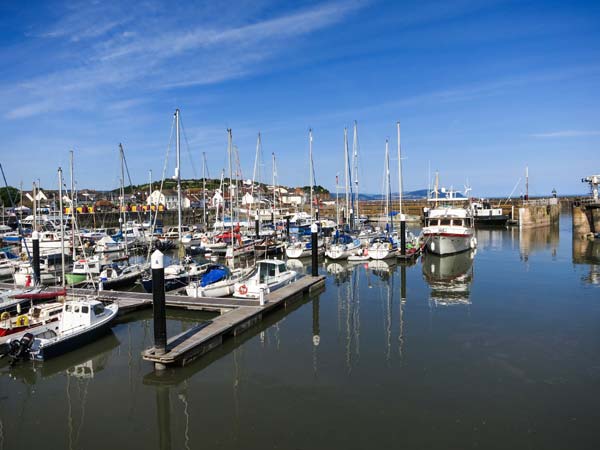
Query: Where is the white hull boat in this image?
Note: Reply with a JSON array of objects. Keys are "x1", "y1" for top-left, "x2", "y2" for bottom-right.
[{"x1": 233, "y1": 260, "x2": 297, "y2": 299}]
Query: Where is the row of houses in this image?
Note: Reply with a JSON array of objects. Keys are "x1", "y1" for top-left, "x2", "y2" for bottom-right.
[{"x1": 13, "y1": 185, "x2": 329, "y2": 212}]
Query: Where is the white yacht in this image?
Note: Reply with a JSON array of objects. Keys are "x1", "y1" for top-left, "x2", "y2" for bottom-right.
[{"x1": 422, "y1": 188, "x2": 477, "y2": 255}]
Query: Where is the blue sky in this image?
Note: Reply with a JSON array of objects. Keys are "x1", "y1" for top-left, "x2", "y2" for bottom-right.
[{"x1": 0, "y1": 0, "x2": 599, "y2": 197}]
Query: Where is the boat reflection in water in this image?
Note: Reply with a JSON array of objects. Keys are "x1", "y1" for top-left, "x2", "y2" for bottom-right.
[
  {"x1": 422, "y1": 250, "x2": 476, "y2": 306},
  {"x1": 572, "y1": 238, "x2": 600, "y2": 285},
  {"x1": 367, "y1": 259, "x2": 396, "y2": 281},
  {"x1": 519, "y1": 224, "x2": 559, "y2": 261},
  {"x1": 2, "y1": 331, "x2": 120, "y2": 384}
]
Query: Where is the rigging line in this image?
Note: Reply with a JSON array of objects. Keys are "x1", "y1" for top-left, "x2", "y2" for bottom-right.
[
  {"x1": 179, "y1": 115, "x2": 199, "y2": 180},
  {"x1": 146, "y1": 114, "x2": 175, "y2": 262},
  {"x1": 0, "y1": 163, "x2": 32, "y2": 261},
  {"x1": 120, "y1": 145, "x2": 145, "y2": 226}
]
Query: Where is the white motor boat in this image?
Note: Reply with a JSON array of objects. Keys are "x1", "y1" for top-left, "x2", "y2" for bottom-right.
[
  {"x1": 422, "y1": 190, "x2": 477, "y2": 255},
  {"x1": 233, "y1": 260, "x2": 297, "y2": 299},
  {"x1": 185, "y1": 264, "x2": 251, "y2": 298},
  {"x1": 1, "y1": 297, "x2": 118, "y2": 361}
]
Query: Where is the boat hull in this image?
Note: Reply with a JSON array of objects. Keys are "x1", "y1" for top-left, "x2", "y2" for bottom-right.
[
  {"x1": 424, "y1": 233, "x2": 474, "y2": 255},
  {"x1": 35, "y1": 317, "x2": 115, "y2": 361}
]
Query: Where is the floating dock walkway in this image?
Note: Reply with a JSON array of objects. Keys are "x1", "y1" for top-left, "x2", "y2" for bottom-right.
[
  {"x1": 142, "y1": 275, "x2": 325, "y2": 368},
  {"x1": 0, "y1": 275, "x2": 326, "y2": 367}
]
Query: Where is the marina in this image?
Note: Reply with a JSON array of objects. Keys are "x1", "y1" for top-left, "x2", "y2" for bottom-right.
[{"x1": 1, "y1": 1, "x2": 599, "y2": 449}]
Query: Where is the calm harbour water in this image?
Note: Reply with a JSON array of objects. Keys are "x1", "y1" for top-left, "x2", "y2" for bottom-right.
[{"x1": 1, "y1": 214, "x2": 599, "y2": 450}]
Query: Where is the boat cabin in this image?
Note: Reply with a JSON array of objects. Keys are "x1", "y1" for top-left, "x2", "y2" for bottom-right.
[
  {"x1": 254, "y1": 260, "x2": 290, "y2": 283},
  {"x1": 61, "y1": 300, "x2": 108, "y2": 330},
  {"x1": 72, "y1": 258, "x2": 101, "y2": 275}
]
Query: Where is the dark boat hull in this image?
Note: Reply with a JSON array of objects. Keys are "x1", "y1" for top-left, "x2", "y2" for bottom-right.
[
  {"x1": 474, "y1": 215, "x2": 509, "y2": 227},
  {"x1": 141, "y1": 275, "x2": 190, "y2": 293},
  {"x1": 35, "y1": 319, "x2": 115, "y2": 361}
]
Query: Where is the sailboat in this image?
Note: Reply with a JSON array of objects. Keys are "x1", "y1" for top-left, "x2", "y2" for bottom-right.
[
  {"x1": 368, "y1": 139, "x2": 398, "y2": 260},
  {"x1": 140, "y1": 109, "x2": 205, "y2": 291}
]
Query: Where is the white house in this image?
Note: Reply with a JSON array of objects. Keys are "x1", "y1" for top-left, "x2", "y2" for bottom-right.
[
  {"x1": 211, "y1": 189, "x2": 224, "y2": 208},
  {"x1": 147, "y1": 189, "x2": 191, "y2": 209}
]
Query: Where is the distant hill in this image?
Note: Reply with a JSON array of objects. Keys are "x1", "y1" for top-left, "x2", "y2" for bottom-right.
[
  {"x1": 357, "y1": 189, "x2": 466, "y2": 201},
  {"x1": 358, "y1": 189, "x2": 437, "y2": 200}
]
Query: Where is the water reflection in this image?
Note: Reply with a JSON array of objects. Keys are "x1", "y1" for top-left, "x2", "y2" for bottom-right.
[
  {"x1": 422, "y1": 251, "x2": 475, "y2": 306},
  {"x1": 1, "y1": 331, "x2": 119, "y2": 384},
  {"x1": 519, "y1": 224, "x2": 559, "y2": 261},
  {"x1": 572, "y1": 238, "x2": 600, "y2": 285}
]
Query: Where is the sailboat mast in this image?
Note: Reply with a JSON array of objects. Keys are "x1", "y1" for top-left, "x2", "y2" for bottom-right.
[
  {"x1": 58, "y1": 167, "x2": 65, "y2": 287},
  {"x1": 148, "y1": 169, "x2": 152, "y2": 233},
  {"x1": 344, "y1": 127, "x2": 350, "y2": 226},
  {"x1": 397, "y1": 121, "x2": 403, "y2": 216},
  {"x1": 253, "y1": 133, "x2": 261, "y2": 222},
  {"x1": 202, "y1": 152, "x2": 207, "y2": 227},
  {"x1": 70, "y1": 150, "x2": 76, "y2": 260},
  {"x1": 175, "y1": 109, "x2": 182, "y2": 242},
  {"x1": 119, "y1": 143, "x2": 128, "y2": 254},
  {"x1": 272, "y1": 152, "x2": 276, "y2": 222},
  {"x1": 309, "y1": 129, "x2": 314, "y2": 222},
  {"x1": 525, "y1": 165, "x2": 529, "y2": 200},
  {"x1": 352, "y1": 121, "x2": 359, "y2": 228},
  {"x1": 434, "y1": 171, "x2": 439, "y2": 207},
  {"x1": 227, "y1": 129, "x2": 235, "y2": 269},
  {"x1": 32, "y1": 181, "x2": 37, "y2": 232},
  {"x1": 385, "y1": 139, "x2": 390, "y2": 226}
]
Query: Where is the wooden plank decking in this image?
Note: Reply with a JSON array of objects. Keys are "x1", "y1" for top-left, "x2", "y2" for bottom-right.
[{"x1": 142, "y1": 275, "x2": 326, "y2": 367}]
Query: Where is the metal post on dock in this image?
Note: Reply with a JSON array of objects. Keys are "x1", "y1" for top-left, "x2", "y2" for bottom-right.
[
  {"x1": 400, "y1": 215, "x2": 406, "y2": 256},
  {"x1": 32, "y1": 230, "x2": 41, "y2": 286},
  {"x1": 151, "y1": 250, "x2": 167, "y2": 368},
  {"x1": 311, "y1": 223, "x2": 318, "y2": 277}
]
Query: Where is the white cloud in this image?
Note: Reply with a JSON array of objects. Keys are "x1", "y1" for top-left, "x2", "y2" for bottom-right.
[
  {"x1": 530, "y1": 130, "x2": 600, "y2": 138},
  {"x1": 3, "y1": 0, "x2": 367, "y2": 119}
]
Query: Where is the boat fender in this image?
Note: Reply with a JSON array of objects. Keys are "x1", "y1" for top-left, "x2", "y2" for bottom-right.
[
  {"x1": 470, "y1": 237, "x2": 477, "y2": 249},
  {"x1": 25, "y1": 275, "x2": 32, "y2": 287},
  {"x1": 239, "y1": 285, "x2": 248, "y2": 295},
  {"x1": 16, "y1": 315, "x2": 29, "y2": 327},
  {"x1": 430, "y1": 242, "x2": 435, "y2": 252},
  {"x1": 0, "y1": 312, "x2": 9, "y2": 321}
]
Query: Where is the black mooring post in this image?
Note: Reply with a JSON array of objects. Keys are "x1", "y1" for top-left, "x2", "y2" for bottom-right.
[
  {"x1": 156, "y1": 386, "x2": 172, "y2": 450},
  {"x1": 151, "y1": 250, "x2": 167, "y2": 362},
  {"x1": 400, "y1": 218, "x2": 406, "y2": 256},
  {"x1": 271, "y1": 212, "x2": 274, "y2": 225},
  {"x1": 285, "y1": 217, "x2": 290, "y2": 240},
  {"x1": 311, "y1": 224, "x2": 318, "y2": 277},
  {"x1": 315, "y1": 209, "x2": 319, "y2": 221},
  {"x1": 32, "y1": 231, "x2": 41, "y2": 286},
  {"x1": 401, "y1": 264, "x2": 407, "y2": 301},
  {"x1": 255, "y1": 219, "x2": 260, "y2": 239},
  {"x1": 350, "y1": 212, "x2": 354, "y2": 231}
]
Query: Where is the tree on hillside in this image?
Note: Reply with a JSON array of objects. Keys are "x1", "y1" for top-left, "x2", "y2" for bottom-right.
[{"x1": 0, "y1": 186, "x2": 19, "y2": 207}]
